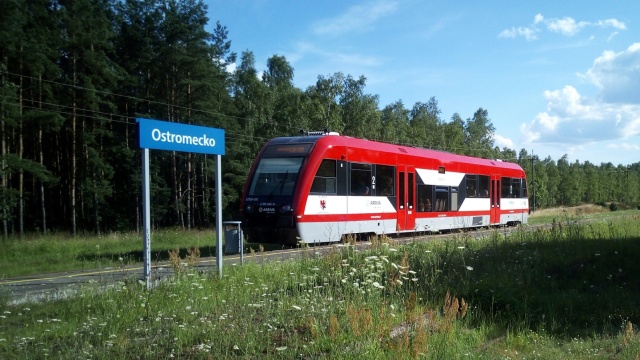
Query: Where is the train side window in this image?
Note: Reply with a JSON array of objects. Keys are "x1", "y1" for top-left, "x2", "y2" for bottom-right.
[
  {"x1": 376, "y1": 165, "x2": 395, "y2": 196},
  {"x1": 310, "y1": 159, "x2": 337, "y2": 194},
  {"x1": 408, "y1": 172, "x2": 414, "y2": 209},
  {"x1": 451, "y1": 187, "x2": 459, "y2": 211},
  {"x1": 501, "y1": 177, "x2": 510, "y2": 198},
  {"x1": 435, "y1": 187, "x2": 448, "y2": 211},
  {"x1": 478, "y1": 175, "x2": 490, "y2": 197},
  {"x1": 350, "y1": 163, "x2": 372, "y2": 196},
  {"x1": 501, "y1": 177, "x2": 522, "y2": 198},
  {"x1": 511, "y1": 178, "x2": 522, "y2": 198},
  {"x1": 417, "y1": 185, "x2": 433, "y2": 212},
  {"x1": 466, "y1": 175, "x2": 478, "y2": 197}
]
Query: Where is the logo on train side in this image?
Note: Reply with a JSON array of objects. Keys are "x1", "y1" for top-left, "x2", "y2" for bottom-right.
[{"x1": 320, "y1": 200, "x2": 326, "y2": 210}]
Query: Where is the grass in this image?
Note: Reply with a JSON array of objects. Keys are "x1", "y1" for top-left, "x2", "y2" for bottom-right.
[
  {"x1": 0, "y1": 229, "x2": 287, "y2": 278},
  {"x1": 1, "y1": 211, "x2": 640, "y2": 358},
  {"x1": 0, "y1": 204, "x2": 634, "y2": 279},
  {"x1": 528, "y1": 203, "x2": 637, "y2": 225}
]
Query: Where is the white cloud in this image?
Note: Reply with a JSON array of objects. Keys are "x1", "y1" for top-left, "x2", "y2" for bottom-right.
[
  {"x1": 581, "y1": 43, "x2": 640, "y2": 103},
  {"x1": 498, "y1": 27, "x2": 537, "y2": 41},
  {"x1": 521, "y1": 41, "x2": 640, "y2": 155},
  {"x1": 534, "y1": 13, "x2": 544, "y2": 24},
  {"x1": 608, "y1": 142, "x2": 640, "y2": 151},
  {"x1": 500, "y1": 14, "x2": 626, "y2": 40},
  {"x1": 290, "y1": 41, "x2": 384, "y2": 68},
  {"x1": 596, "y1": 19, "x2": 626, "y2": 30},
  {"x1": 546, "y1": 17, "x2": 587, "y2": 36},
  {"x1": 312, "y1": 0, "x2": 398, "y2": 36},
  {"x1": 522, "y1": 84, "x2": 640, "y2": 146},
  {"x1": 607, "y1": 31, "x2": 619, "y2": 42},
  {"x1": 493, "y1": 133, "x2": 514, "y2": 149}
]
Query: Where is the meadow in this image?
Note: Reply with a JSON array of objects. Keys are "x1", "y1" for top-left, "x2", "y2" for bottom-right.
[{"x1": 0, "y1": 208, "x2": 639, "y2": 358}]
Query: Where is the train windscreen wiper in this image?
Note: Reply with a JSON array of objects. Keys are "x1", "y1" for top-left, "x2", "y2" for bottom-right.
[{"x1": 268, "y1": 171, "x2": 289, "y2": 197}]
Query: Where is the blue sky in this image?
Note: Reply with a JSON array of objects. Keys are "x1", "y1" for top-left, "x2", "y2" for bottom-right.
[{"x1": 204, "y1": 0, "x2": 640, "y2": 166}]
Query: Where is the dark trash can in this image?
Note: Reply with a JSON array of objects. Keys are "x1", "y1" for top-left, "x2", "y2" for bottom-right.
[{"x1": 223, "y1": 221, "x2": 243, "y2": 255}]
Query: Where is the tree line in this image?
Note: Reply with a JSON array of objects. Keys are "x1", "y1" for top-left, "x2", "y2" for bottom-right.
[{"x1": 1, "y1": 0, "x2": 638, "y2": 238}]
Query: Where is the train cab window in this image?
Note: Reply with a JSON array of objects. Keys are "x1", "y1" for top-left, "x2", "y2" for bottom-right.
[
  {"x1": 310, "y1": 159, "x2": 337, "y2": 194},
  {"x1": 522, "y1": 179, "x2": 528, "y2": 198},
  {"x1": 417, "y1": 185, "x2": 433, "y2": 212},
  {"x1": 478, "y1": 175, "x2": 490, "y2": 198},
  {"x1": 350, "y1": 163, "x2": 372, "y2": 196},
  {"x1": 376, "y1": 165, "x2": 395, "y2": 196},
  {"x1": 248, "y1": 157, "x2": 303, "y2": 196}
]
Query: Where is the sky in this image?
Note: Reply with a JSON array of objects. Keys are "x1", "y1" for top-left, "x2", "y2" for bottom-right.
[{"x1": 204, "y1": 0, "x2": 640, "y2": 166}]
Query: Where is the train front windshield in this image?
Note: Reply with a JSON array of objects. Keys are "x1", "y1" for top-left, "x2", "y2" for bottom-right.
[{"x1": 248, "y1": 157, "x2": 303, "y2": 196}]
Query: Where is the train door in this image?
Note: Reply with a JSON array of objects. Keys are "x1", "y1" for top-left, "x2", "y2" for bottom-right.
[
  {"x1": 396, "y1": 166, "x2": 416, "y2": 231},
  {"x1": 490, "y1": 177, "x2": 501, "y2": 225}
]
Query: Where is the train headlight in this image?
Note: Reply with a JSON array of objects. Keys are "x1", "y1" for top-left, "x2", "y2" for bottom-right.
[
  {"x1": 245, "y1": 205, "x2": 254, "y2": 213},
  {"x1": 280, "y1": 204, "x2": 291, "y2": 213}
]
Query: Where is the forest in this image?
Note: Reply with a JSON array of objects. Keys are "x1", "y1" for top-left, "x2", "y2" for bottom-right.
[{"x1": 1, "y1": 0, "x2": 639, "y2": 238}]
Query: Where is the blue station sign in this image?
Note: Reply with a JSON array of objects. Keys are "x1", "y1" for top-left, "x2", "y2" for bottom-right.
[{"x1": 137, "y1": 118, "x2": 225, "y2": 155}]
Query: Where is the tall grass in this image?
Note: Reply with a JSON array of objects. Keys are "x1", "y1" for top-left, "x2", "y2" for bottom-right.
[
  {"x1": 1, "y1": 214, "x2": 639, "y2": 358},
  {"x1": 0, "y1": 229, "x2": 287, "y2": 278},
  {"x1": 0, "y1": 230, "x2": 221, "y2": 278}
]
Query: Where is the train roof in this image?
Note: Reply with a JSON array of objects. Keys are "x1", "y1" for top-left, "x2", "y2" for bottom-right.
[{"x1": 267, "y1": 134, "x2": 524, "y2": 171}]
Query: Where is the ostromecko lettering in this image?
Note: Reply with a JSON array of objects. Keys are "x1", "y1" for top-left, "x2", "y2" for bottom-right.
[{"x1": 151, "y1": 128, "x2": 216, "y2": 147}]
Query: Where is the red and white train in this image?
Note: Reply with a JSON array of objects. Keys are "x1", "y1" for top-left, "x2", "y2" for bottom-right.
[{"x1": 241, "y1": 132, "x2": 529, "y2": 245}]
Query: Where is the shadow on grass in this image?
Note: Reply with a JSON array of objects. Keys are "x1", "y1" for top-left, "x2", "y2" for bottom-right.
[{"x1": 406, "y1": 217, "x2": 640, "y2": 339}]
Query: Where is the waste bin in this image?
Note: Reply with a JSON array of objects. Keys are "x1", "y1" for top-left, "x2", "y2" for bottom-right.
[{"x1": 223, "y1": 221, "x2": 243, "y2": 255}]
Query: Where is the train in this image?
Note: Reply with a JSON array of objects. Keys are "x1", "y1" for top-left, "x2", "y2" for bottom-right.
[{"x1": 240, "y1": 131, "x2": 529, "y2": 245}]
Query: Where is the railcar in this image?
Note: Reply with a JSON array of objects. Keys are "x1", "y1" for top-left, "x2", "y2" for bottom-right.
[{"x1": 241, "y1": 132, "x2": 529, "y2": 245}]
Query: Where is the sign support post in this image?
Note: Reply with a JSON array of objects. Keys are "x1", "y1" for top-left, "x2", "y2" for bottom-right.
[
  {"x1": 142, "y1": 148, "x2": 151, "y2": 290},
  {"x1": 215, "y1": 154, "x2": 223, "y2": 277}
]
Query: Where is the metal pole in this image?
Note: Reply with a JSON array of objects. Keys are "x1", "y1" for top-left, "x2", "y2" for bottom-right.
[
  {"x1": 142, "y1": 148, "x2": 151, "y2": 290},
  {"x1": 240, "y1": 226, "x2": 244, "y2": 264},
  {"x1": 531, "y1": 151, "x2": 535, "y2": 212},
  {"x1": 215, "y1": 154, "x2": 223, "y2": 277}
]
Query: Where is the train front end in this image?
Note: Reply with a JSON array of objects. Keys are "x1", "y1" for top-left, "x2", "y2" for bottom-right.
[{"x1": 241, "y1": 137, "x2": 317, "y2": 245}]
